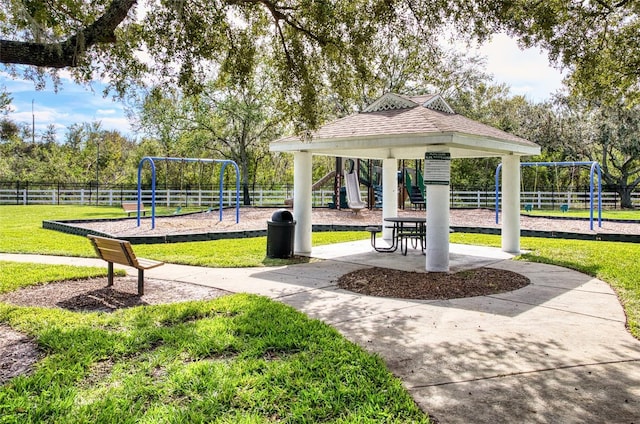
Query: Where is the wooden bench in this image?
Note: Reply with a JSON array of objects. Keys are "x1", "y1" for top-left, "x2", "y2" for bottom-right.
[
  {"x1": 122, "y1": 202, "x2": 146, "y2": 217},
  {"x1": 88, "y1": 235, "x2": 164, "y2": 295}
]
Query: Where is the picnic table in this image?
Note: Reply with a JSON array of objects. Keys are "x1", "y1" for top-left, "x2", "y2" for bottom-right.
[{"x1": 367, "y1": 216, "x2": 426, "y2": 255}]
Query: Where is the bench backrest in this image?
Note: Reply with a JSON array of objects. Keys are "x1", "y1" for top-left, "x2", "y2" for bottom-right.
[
  {"x1": 88, "y1": 235, "x2": 140, "y2": 268},
  {"x1": 122, "y1": 202, "x2": 145, "y2": 211}
]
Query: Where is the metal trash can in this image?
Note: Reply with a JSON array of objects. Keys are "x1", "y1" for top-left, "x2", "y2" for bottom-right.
[{"x1": 266, "y1": 209, "x2": 296, "y2": 258}]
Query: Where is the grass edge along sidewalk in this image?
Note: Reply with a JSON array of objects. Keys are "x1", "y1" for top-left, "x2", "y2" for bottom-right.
[
  {"x1": 0, "y1": 262, "x2": 430, "y2": 423},
  {"x1": 1, "y1": 205, "x2": 639, "y2": 340}
]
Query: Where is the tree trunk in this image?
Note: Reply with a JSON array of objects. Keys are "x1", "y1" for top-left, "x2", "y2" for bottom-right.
[
  {"x1": 243, "y1": 183, "x2": 251, "y2": 206},
  {"x1": 618, "y1": 186, "x2": 634, "y2": 209}
]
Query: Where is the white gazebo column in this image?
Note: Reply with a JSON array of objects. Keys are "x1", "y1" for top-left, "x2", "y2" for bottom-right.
[
  {"x1": 382, "y1": 158, "x2": 398, "y2": 240},
  {"x1": 501, "y1": 154, "x2": 521, "y2": 253},
  {"x1": 425, "y1": 150, "x2": 451, "y2": 272},
  {"x1": 293, "y1": 151, "x2": 312, "y2": 254}
]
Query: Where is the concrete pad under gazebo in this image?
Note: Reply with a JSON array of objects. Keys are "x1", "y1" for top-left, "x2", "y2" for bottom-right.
[{"x1": 269, "y1": 93, "x2": 541, "y2": 272}]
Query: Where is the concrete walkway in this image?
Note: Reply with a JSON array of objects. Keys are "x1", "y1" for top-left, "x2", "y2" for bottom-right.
[{"x1": 2, "y1": 242, "x2": 639, "y2": 423}]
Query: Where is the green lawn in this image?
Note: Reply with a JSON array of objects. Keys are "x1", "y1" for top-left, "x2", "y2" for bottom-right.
[
  {"x1": 522, "y1": 208, "x2": 640, "y2": 220},
  {"x1": 0, "y1": 263, "x2": 428, "y2": 423},
  {"x1": 2, "y1": 204, "x2": 640, "y2": 421},
  {"x1": 1, "y1": 206, "x2": 639, "y2": 339},
  {"x1": 0, "y1": 205, "x2": 368, "y2": 266}
]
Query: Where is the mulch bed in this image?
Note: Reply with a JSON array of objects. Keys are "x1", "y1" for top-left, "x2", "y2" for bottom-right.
[
  {"x1": 337, "y1": 267, "x2": 530, "y2": 299},
  {"x1": 0, "y1": 276, "x2": 230, "y2": 313}
]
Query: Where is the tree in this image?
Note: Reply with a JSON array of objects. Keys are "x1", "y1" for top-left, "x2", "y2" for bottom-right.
[
  {"x1": 0, "y1": 85, "x2": 19, "y2": 141},
  {"x1": 137, "y1": 70, "x2": 284, "y2": 205},
  {"x1": 325, "y1": 24, "x2": 491, "y2": 118},
  {"x1": 553, "y1": 97, "x2": 640, "y2": 208},
  {"x1": 195, "y1": 81, "x2": 283, "y2": 205},
  {"x1": 63, "y1": 121, "x2": 136, "y2": 185},
  {"x1": 480, "y1": 0, "x2": 640, "y2": 106},
  {"x1": 0, "y1": 0, "x2": 496, "y2": 129},
  {"x1": 447, "y1": 83, "x2": 569, "y2": 191}
]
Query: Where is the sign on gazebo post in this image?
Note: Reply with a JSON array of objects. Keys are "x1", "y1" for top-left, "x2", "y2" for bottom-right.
[
  {"x1": 424, "y1": 151, "x2": 451, "y2": 272},
  {"x1": 424, "y1": 152, "x2": 451, "y2": 185}
]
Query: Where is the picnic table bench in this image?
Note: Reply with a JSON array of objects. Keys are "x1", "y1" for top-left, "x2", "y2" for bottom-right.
[
  {"x1": 88, "y1": 235, "x2": 164, "y2": 295},
  {"x1": 122, "y1": 202, "x2": 146, "y2": 217}
]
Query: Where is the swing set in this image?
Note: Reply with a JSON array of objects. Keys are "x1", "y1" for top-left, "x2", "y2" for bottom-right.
[
  {"x1": 137, "y1": 156, "x2": 241, "y2": 229},
  {"x1": 495, "y1": 161, "x2": 602, "y2": 230}
]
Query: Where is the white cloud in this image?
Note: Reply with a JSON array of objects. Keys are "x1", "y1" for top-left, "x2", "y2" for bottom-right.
[
  {"x1": 476, "y1": 33, "x2": 566, "y2": 101},
  {"x1": 96, "y1": 108, "x2": 117, "y2": 115},
  {"x1": 2, "y1": 71, "x2": 134, "y2": 142}
]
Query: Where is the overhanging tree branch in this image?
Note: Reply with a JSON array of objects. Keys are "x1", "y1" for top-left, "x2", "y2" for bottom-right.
[{"x1": 0, "y1": 0, "x2": 137, "y2": 68}]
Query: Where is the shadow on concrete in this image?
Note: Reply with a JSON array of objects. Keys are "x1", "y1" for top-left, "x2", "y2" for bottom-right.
[
  {"x1": 248, "y1": 257, "x2": 599, "y2": 319},
  {"x1": 387, "y1": 332, "x2": 639, "y2": 423},
  {"x1": 247, "y1": 257, "x2": 640, "y2": 423}
]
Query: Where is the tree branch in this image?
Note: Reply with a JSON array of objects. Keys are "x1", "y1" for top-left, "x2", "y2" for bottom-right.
[
  {"x1": 231, "y1": 0, "x2": 329, "y2": 46},
  {"x1": 0, "y1": 0, "x2": 137, "y2": 68}
]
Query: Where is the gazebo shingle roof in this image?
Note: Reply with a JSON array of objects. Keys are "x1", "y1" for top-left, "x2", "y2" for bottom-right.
[{"x1": 271, "y1": 93, "x2": 540, "y2": 158}]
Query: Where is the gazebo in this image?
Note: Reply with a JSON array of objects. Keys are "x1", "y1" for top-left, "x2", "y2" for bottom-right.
[{"x1": 269, "y1": 93, "x2": 540, "y2": 272}]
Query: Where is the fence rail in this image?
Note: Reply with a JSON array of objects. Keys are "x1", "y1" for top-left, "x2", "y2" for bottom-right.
[{"x1": 1, "y1": 185, "x2": 639, "y2": 209}]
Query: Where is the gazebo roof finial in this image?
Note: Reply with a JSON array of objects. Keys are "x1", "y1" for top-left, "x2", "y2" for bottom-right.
[
  {"x1": 364, "y1": 92, "x2": 455, "y2": 114},
  {"x1": 363, "y1": 93, "x2": 417, "y2": 112}
]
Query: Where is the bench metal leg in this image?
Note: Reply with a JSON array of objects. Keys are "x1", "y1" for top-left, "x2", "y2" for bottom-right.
[
  {"x1": 107, "y1": 262, "x2": 114, "y2": 286},
  {"x1": 368, "y1": 226, "x2": 398, "y2": 253},
  {"x1": 137, "y1": 269, "x2": 144, "y2": 295}
]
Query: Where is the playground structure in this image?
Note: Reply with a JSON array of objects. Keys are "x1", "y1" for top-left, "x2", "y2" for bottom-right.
[
  {"x1": 404, "y1": 167, "x2": 426, "y2": 209},
  {"x1": 343, "y1": 159, "x2": 367, "y2": 213},
  {"x1": 495, "y1": 161, "x2": 602, "y2": 230},
  {"x1": 323, "y1": 157, "x2": 425, "y2": 211},
  {"x1": 137, "y1": 156, "x2": 241, "y2": 229}
]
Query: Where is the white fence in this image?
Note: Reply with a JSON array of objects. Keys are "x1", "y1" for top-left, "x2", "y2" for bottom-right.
[{"x1": 1, "y1": 187, "x2": 638, "y2": 209}]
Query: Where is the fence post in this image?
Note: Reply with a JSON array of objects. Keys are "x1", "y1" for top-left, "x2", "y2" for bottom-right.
[{"x1": 51, "y1": 189, "x2": 56, "y2": 204}]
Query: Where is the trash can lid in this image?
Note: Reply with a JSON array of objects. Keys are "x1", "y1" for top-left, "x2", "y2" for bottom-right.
[{"x1": 270, "y1": 209, "x2": 294, "y2": 222}]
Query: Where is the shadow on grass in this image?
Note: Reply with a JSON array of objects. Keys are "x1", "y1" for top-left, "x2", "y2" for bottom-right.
[{"x1": 57, "y1": 287, "x2": 148, "y2": 312}]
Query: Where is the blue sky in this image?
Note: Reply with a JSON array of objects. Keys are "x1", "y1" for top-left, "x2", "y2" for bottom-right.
[
  {"x1": 2, "y1": 73, "x2": 132, "y2": 142},
  {"x1": 2, "y1": 33, "x2": 565, "y2": 143}
]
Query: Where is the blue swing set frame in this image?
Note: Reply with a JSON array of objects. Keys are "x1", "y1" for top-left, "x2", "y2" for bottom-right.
[
  {"x1": 495, "y1": 161, "x2": 602, "y2": 231},
  {"x1": 136, "y1": 156, "x2": 241, "y2": 229}
]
